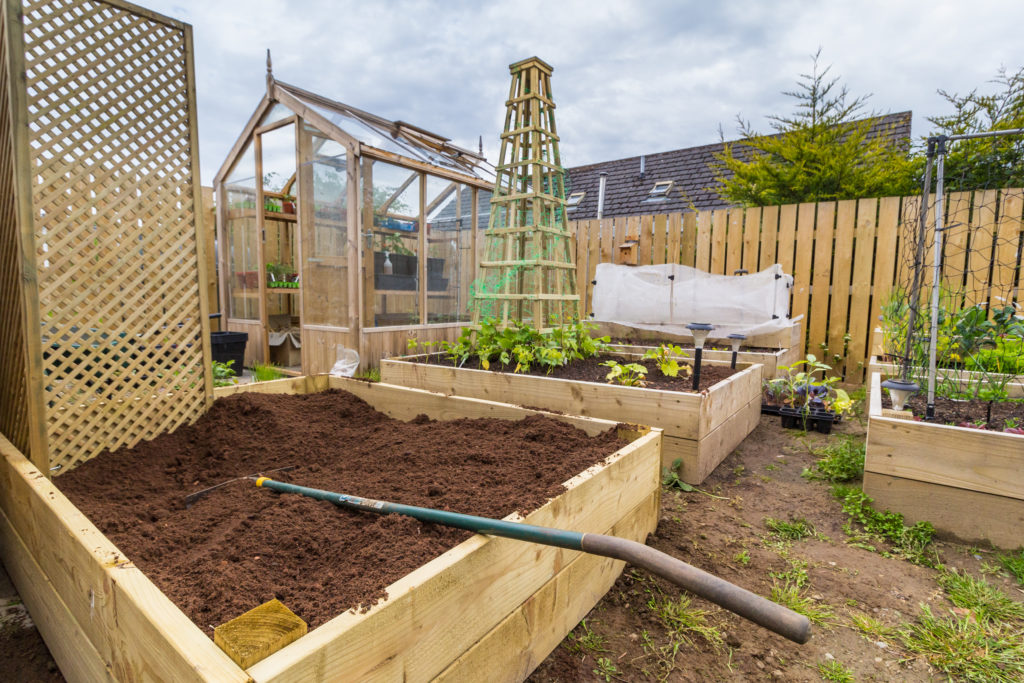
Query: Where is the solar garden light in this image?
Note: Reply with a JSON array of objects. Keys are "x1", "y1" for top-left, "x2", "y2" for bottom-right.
[
  {"x1": 880, "y1": 378, "x2": 919, "y2": 412},
  {"x1": 687, "y1": 322, "x2": 714, "y2": 391},
  {"x1": 727, "y1": 333, "x2": 746, "y2": 369}
]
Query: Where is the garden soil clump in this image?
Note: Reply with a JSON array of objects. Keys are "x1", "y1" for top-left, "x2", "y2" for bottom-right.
[{"x1": 56, "y1": 390, "x2": 626, "y2": 634}]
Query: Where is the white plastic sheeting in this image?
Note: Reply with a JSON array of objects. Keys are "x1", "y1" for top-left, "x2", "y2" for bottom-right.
[{"x1": 591, "y1": 263, "x2": 794, "y2": 339}]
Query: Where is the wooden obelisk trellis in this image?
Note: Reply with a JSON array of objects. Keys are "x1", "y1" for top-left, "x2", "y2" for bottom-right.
[{"x1": 472, "y1": 57, "x2": 579, "y2": 329}]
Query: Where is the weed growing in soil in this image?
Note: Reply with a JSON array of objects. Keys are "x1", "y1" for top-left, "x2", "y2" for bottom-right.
[
  {"x1": 250, "y1": 362, "x2": 284, "y2": 382},
  {"x1": 770, "y1": 557, "x2": 810, "y2": 588},
  {"x1": 802, "y1": 435, "x2": 864, "y2": 483},
  {"x1": 831, "y1": 485, "x2": 938, "y2": 566},
  {"x1": 817, "y1": 659, "x2": 855, "y2": 682},
  {"x1": 662, "y1": 460, "x2": 727, "y2": 499},
  {"x1": 849, "y1": 613, "x2": 896, "y2": 640},
  {"x1": 734, "y1": 549, "x2": 751, "y2": 566},
  {"x1": 593, "y1": 656, "x2": 621, "y2": 681},
  {"x1": 998, "y1": 549, "x2": 1024, "y2": 585},
  {"x1": 567, "y1": 619, "x2": 608, "y2": 656},
  {"x1": 648, "y1": 594, "x2": 725, "y2": 652},
  {"x1": 354, "y1": 367, "x2": 381, "y2": 382},
  {"x1": 769, "y1": 579, "x2": 834, "y2": 626},
  {"x1": 896, "y1": 604, "x2": 1024, "y2": 682},
  {"x1": 938, "y1": 569, "x2": 1024, "y2": 623},
  {"x1": 765, "y1": 517, "x2": 816, "y2": 541}
]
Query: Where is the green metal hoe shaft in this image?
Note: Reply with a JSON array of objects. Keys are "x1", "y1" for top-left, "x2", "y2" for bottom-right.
[{"x1": 255, "y1": 477, "x2": 811, "y2": 644}]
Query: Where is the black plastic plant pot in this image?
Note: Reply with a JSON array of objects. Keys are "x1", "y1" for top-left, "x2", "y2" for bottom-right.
[
  {"x1": 760, "y1": 402, "x2": 783, "y2": 416},
  {"x1": 778, "y1": 406, "x2": 836, "y2": 434}
]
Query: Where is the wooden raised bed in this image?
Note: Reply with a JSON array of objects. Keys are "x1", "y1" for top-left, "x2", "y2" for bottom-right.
[
  {"x1": 0, "y1": 375, "x2": 661, "y2": 682},
  {"x1": 381, "y1": 354, "x2": 762, "y2": 485},
  {"x1": 866, "y1": 355, "x2": 1024, "y2": 398},
  {"x1": 863, "y1": 372, "x2": 1024, "y2": 549},
  {"x1": 608, "y1": 342, "x2": 800, "y2": 383}
]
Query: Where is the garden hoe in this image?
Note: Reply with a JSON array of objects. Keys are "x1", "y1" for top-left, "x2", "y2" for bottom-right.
[{"x1": 249, "y1": 476, "x2": 812, "y2": 644}]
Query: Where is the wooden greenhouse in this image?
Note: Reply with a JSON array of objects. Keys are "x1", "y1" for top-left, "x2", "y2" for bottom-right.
[{"x1": 214, "y1": 60, "x2": 494, "y2": 373}]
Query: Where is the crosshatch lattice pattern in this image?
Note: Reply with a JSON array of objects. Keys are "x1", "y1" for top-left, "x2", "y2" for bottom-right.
[
  {"x1": 22, "y1": 0, "x2": 206, "y2": 472},
  {"x1": 0, "y1": 7, "x2": 32, "y2": 457}
]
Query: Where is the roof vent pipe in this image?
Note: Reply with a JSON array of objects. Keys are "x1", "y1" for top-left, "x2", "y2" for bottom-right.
[
  {"x1": 639, "y1": 155, "x2": 645, "y2": 179},
  {"x1": 597, "y1": 172, "x2": 608, "y2": 220}
]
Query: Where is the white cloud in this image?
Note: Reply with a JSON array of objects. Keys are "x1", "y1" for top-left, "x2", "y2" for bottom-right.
[{"x1": 143, "y1": 0, "x2": 1024, "y2": 184}]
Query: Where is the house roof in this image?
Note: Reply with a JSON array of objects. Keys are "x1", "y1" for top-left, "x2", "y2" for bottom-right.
[{"x1": 563, "y1": 111, "x2": 912, "y2": 220}]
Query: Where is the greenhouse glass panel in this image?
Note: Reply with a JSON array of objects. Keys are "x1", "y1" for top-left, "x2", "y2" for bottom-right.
[
  {"x1": 426, "y1": 178, "x2": 473, "y2": 323},
  {"x1": 301, "y1": 132, "x2": 348, "y2": 327},
  {"x1": 224, "y1": 176, "x2": 259, "y2": 320},
  {"x1": 364, "y1": 161, "x2": 421, "y2": 326}
]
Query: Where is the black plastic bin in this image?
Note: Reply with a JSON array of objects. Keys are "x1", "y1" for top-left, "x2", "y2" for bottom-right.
[{"x1": 211, "y1": 331, "x2": 248, "y2": 371}]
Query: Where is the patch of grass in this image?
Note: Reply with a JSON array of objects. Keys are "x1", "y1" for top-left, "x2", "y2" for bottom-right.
[
  {"x1": 250, "y1": 362, "x2": 285, "y2": 382},
  {"x1": 770, "y1": 579, "x2": 833, "y2": 626},
  {"x1": 802, "y1": 435, "x2": 864, "y2": 483},
  {"x1": 849, "y1": 612, "x2": 896, "y2": 640},
  {"x1": 938, "y1": 569, "x2": 1024, "y2": 624},
  {"x1": 765, "y1": 517, "x2": 816, "y2": 541},
  {"x1": 764, "y1": 463, "x2": 779, "y2": 471},
  {"x1": 734, "y1": 549, "x2": 751, "y2": 566},
  {"x1": 998, "y1": 549, "x2": 1024, "y2": 585},
  {"x1": 566, "y1": 619, "x2": 607, "y2": 656},
  {"x1": 354, "y1": 367, "x2": 381, "y2": 382},
  {"x1": 770, "y1": 557, "x2": 810, "y2": 588},
  {"x1": 817, "y1": 659, "x2": 855, "y2": 682},
  {"x1": 897, "y1": 604, "x2": 1024, "y2": 682},
  {"x1": 648, "y1": 594, "x2": 724, "y2": 652},
  {"x1": 831, "y1": 485, "x2": 937, "y2": 566}
]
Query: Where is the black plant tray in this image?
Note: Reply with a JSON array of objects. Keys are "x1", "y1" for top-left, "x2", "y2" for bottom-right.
[{"x1": 778, "y1": 406, "x2": 837, "y2": 434}]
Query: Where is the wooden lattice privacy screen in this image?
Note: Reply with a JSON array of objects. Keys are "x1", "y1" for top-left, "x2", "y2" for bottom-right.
[
  {"x1": 0, "y1": 0, "x2": 212, "y2": 474},
  {"x1": 472, "y1": 57, "x2": 579, "y2": 328}
]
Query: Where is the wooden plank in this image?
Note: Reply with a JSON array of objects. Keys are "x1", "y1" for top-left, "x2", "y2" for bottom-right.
[
  {"x1": 790, "y1": 203, "x2": 816, "y2": 353},
  {"x1": 758, "y1": 205, "x2": 779, "y2": 270},
  {"x1": 845, "y1": 198, "x2": 878, "y2": 381},
  {"x1": 694, "y1": 210, "x2": 712, "y2": 271},
  {"x1": 709, "y1": 209, "x2": 728, "y2": 274},
  {"x1": 807, "y1": 201, "x2": 834, "y2": 361},
  {"x1": 965, "y1": 190, "x2": 997, "y2": 308},
  {"x1": 666, "y1": 395, "x2": 762, "y2": 484},
  {"x1": 638, "y1": 213, "x2": 653, "y2": 265},
  {"x1": 248, "y1": 418, "x2": 661, "y2": 682},
  {"x1": 776, "y1": 204, "x2": 797, "y2": 275},
  {"x1": 865, "y1": 417, "x2": 1024, "y2": 500},
  {"x1": 599, "y1": 217, "x2": 614, "y2": 270},
  {"x1": 990, "y1": 191, "x2": 1022, "y2": 312},
  {"x1": 863, "y1": 472, "x2": 1024, "y2": 550},
  {"x1": 433, "y1": 491, "x2": 659, "y2": 682},
  {"x1": 941, "y1": 191, "x2": 972, "y2": 301},
  {"x1": 869, "y1": 196, "x2": 901, "y2": 350},
  {"x1": 666, "y1": 213, "x2": 682, "y2": 265},
  {"x1": 0, "y1": 437, "x2": 249, "y2": 682},
  {"x1": 652, "y1": 213, "x2": 667, "y2": 265},
  {"x1": 0, "y1": 506, "x2": 115, "y2": 683},
  {"x1": 725, "y1": 208, "x2": 743, "y2": 274},
  {"x1": 742, "y1": 206, "x2": 761, "y2": 274},
  {"x1": 828, "y1": 200, "x2": 856, "y2": 374}
]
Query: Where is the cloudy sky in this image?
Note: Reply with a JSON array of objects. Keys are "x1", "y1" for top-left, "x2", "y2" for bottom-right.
[{"x1": 142, "y1": 0, "x2": 1024, "y2": 186}]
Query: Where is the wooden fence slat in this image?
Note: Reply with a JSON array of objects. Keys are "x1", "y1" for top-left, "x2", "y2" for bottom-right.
[
  {"x1": 638, "y1": 214, "x2": 653, "y2": 265},
  {"x1": 808, "y1": 202, "x2": 835, "y2": 360},
  {"x1": 965, "y1": 190, "x2": 998, "y2": 308},
  {"x1": 725, "y1": 209, "x2": 743, "y2": 274},
  {"x1": 791, "y1": 203, "x2": 816, "y2": 354},
  {"x1": 846, "y1": 198, "x2": 878, "y2": 380},
  {"x1": 652, "y1": 214, "x2": 667, "y2": 265},
  {"x1": 829, "y1": 200, "x2": 856, "y2": 374},
  {"x1": 990, "y1": 191, "x2": 1023, "y2": 312},
  {"x1": 942, "y1": 191, "x2": 972, "y2": 301},
  {"x1": 742, "y1": 206, "x2": 761, "y2": 274},
  {"x1": 776, "y1": 204, "x2": 797, "y2": 275},
  {"x1": 869, "y1": 196, "x2": 901, "y2": 356},
  {"x1": 759, "y1": 205, "x2": 779, "y2": 271},
  {"x1": 709, "y1": 209, "x2": 728, "y2": 274},
  {"x1": 681, "y1": 212, "x2": 697, "y2": 267},
  {"x1": 586, "y1": 220, "x2": 600, "y2": 315},
  {"x1": 695, "y1": 211, "x2": 712, "y2": 271},
  {"x1": 667, "y1": 213, "x2": 682, "y2": 265}
]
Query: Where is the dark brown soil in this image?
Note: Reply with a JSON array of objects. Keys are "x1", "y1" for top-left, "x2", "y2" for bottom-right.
[
  {"x1": 55, "y1": 390, "x2": 625, "y2": 635},
  {"x1": 528, "y1": 411, "x2": 1024, "y2": 682},
  {"x1": 903, "y1": 394, "x2": 1024, "y2": 432},
  {"x1": 426, "y1": 354, "x2": 739, "y2": 392}
]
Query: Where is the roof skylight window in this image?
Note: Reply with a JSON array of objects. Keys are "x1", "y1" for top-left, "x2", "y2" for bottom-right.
[
  {"x1": 644, "y1": 180, "x2": 674, "y2": 202},
  {"x1": 566, "y1": 191, "x2": 585, "y2": 209}
]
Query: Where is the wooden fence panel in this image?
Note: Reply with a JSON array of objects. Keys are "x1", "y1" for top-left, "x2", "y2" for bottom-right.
[{"x1": 567, "y1": 188, "x2": 1023, "y2": 382}]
